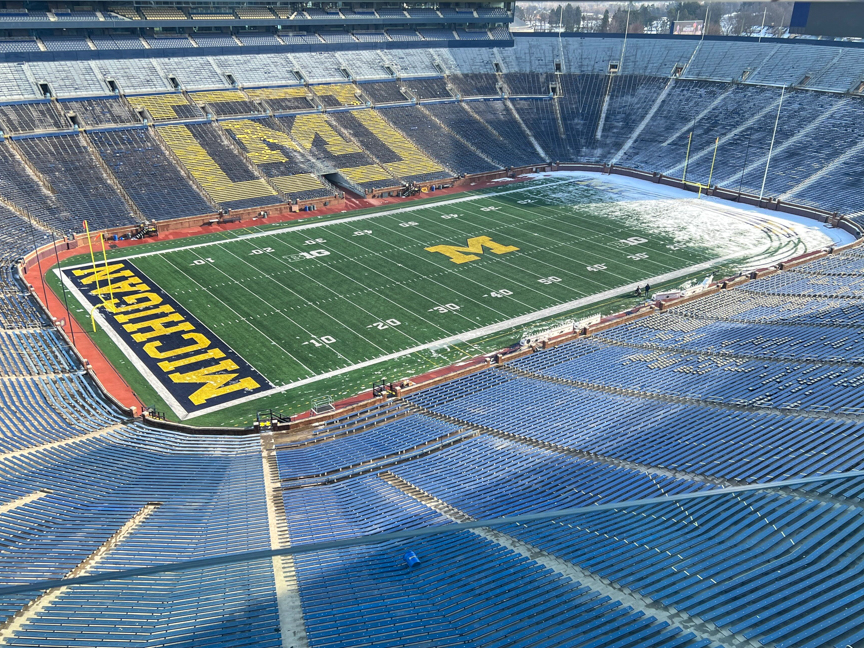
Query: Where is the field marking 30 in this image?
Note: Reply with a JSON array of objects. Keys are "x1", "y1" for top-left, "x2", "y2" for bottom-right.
[
  {"x1": 182, "y1": 252, "x2": 743, "y2": 420},
  {"x1": 63, "y1": 178, "x2": 580, "y2": 270}
]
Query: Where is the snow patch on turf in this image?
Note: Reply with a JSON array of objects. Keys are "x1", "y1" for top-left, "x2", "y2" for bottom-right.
[{"x1": 521, "y1": 171, "x2": 846, "y2": 270}]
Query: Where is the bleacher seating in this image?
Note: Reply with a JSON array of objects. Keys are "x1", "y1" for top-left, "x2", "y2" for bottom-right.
[
  {"x1": 92, "y1": 60, "x2": 170, "y2": 93},
  {"x1": 145, "y1": 35, "x2": 195, "y2": 49},
  {"x1": 189, "y1": 89, "x2": 263, "y2": 117},
  {"x1": 340, "y1": 50, "x2": 391, "y2": 80},
  {"x1": 89, "y1": 34, "x2": 146, "y2": 50},
  {"x1": 419, "y1": 28, "x2": 456, "y2": 40},
  {"x1": 291, "y1": 52, "x2": 345, "y2": 83},
  {"x1": 423, "y1": 101, "x2": 534, "y2": 168},
  {"x1": 318, "y1": 31, "x2": 356, "y2": 44},
  {"x1": 236, "y1": 33, "x2": 282, "y2": 47},
  {"x1": 329, "y1": 108, "x2": 451, "y2": 183},
  {"x1": 386, "y1": 29, "x2": 422, "y2": 42},
  {"x1": 277, "y1": 32, "x2": 318, "y2": 45},
  {"x1": 90, "y1": 128, "x2": 214, "y2": 220},
  {"x1": 456, "y1": 29, "x2": 491, "y2": 40},
  {"x1": 162, "y1": 57, "x2": 231, "y2": 89},
  {"x1": 29, "y1": 61, "x2": 109, "y2": 96},
  {"x1": 215, "y1": 54, "x2": 301, "y2": 87},
  {"x1": 235, "y1": 7, "x2": 276, "y2": 20},
  {"x1": 220, "y1": 118, "x2": 335, "y2": 201},
  {"x1": 128, "y1": 92, "x2": 204, "y2": 121},
  {"x1": 360, "y1": 81, "x2": 407, "y2": 104},
  {"x1": 448, "y1": 72, "x2": 499, "y2": 97},
  {"x1": 16, "y1": 134, "x2": 139, "y2": 231},
  {"x1": 0, "y1": 141, "x2": 75, "y2": 233},
  {"x1": 278, "y1": 113, "x2": 396, "y2": 191},
  {"x1": 489, "y1": 26, "x2": 513, "y2": 40},
  {"x1": 158, "y1": 122, "x2": 281, "y2": 209},
  {"x1": 3, "y1": 31, "x2": 864, "y2": 648},
  {"x1": 52, "y1": 10, "x2": 98, "y2": 20},
  {"x1": 245, "y1": 86, "x2": 314, "y2": 113},
  {"x1": 189, "y1": 8, "x2": 235, "y2": 20},
  {"x1": 352, "y1": 31, "x2": 389, "y2": 43},
  {"x1": 59, "y1": 97, "x2": 136, "y2": 127},
  {"x1": 106, "y1": 6, "x2": 141, "y2": 19},
  {"x1": 191, "y1": 33, "x2": 241, "y2": 48},
  {"x1": 40, "y1": 36, "x2": 92, "y2": 52},
  {"x1": 0, "y1": 39, "x2": 41, "y2": 53},
  {"x1": 139, "y1": 6, "x2": 186, "y2": 19},
  {"x1": 379, "y1": 104, "x2": 496, "y2": 175},
  {"x1": 402, "y1": 77, "x2": 453, "y2": 100},
  {"x1": 0, "y1": 101, "x2": 67, "y2": 134}
]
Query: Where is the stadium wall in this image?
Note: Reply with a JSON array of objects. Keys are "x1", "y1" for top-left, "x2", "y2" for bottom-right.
[{"x1": 0, "y1": 39, "x2": 513, "y2": 64}]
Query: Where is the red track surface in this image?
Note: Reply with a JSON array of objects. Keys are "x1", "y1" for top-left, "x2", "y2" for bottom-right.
[{"x1": 32, "y1": 175, "x2": 527, "y2": 421}]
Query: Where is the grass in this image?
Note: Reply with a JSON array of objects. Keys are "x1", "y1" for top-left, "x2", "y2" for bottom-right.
[{"x1": 50, "y1": 175, "x2": 797, "y2": 427}]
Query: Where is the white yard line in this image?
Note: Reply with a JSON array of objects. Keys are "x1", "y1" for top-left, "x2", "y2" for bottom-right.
[
  {"x1": 161, "y1": 253, "x2": 313, "y2": 376},
  {"x1": 208, "y1": 245, "x2": 379, "y2": 364},
  {"x1": 409, "y1": 204, "x2": 596, "y2": 301},
  {"x1": 60, "y1": 174, "x2": 831, "y2": 420},
  {"x1": 256, "y1": 236, "x2": 429, "y2": 350},
  {"x1": 62, "y1": 178, "x2": 580, "y2": 270},
  {"x1": 56, "y1": 268, "x2": 198, "y2": 419},
  {"x1": 319, "y1": 227, "x2": 493, "y2": 347},
  {"x1": 184, "y1": 252, "x2": 743, "y2": 420}
]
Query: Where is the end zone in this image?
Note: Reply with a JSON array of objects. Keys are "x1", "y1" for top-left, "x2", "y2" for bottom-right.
[{"x1": 58, "y1": 259, "x2": 275, "y2": 419}]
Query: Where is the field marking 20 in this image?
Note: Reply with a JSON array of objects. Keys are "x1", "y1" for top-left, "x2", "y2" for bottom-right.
[{"x1": 91, "y1": 178, "x2": 581, "y2": 266}]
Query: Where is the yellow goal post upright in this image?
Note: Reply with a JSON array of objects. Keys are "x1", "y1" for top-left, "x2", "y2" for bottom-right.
[
  {"x1": 82, "y1": 220, "x2": 115, "y2": 332},
  {"x1": 681, "y1": 136, "x2": 720, "y2": 200}
]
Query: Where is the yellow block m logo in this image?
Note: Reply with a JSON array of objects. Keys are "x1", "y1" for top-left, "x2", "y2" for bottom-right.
[{"x1": 425, "y1": 236, "x2": 519, "y2": 264}]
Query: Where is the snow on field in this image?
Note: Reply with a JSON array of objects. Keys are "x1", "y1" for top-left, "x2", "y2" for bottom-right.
[{"x1": 523, "y1": 171, "x2": 852, "y2": 271}]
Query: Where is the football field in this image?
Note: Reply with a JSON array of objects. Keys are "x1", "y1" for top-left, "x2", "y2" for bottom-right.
[{"x1": 57, "y1": 175, "x2": 832, "y2": 421}]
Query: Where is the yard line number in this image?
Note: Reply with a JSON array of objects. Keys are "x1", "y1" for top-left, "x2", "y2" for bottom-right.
[
  {"x1": 303, "y1": 336, "x2": 336, "y2": 347},
  {"x1": 368, "y1": 319, "x2": 401, "y2": 330},
  {"x1": 428, "y1": 303, "x2": 461, "y2": 314}
]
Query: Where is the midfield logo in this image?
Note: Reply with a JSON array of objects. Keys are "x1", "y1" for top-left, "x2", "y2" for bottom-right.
[{"x1": 425, "y1": 236, "x2": 520, "y2": 264}]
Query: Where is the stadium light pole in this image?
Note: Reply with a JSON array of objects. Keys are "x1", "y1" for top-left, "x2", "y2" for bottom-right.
[
  {"x1": 758, "y1": 7, "x2": 767, "y2": 42},
  {"x1": 760, "y1": 86, "x2": 786, "y2": 202},
  {"x1": 619, "y1": 4, "x2": 631, "y2": 73}
]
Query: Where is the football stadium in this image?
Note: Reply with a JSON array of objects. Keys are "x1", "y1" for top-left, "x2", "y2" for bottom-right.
[{"x1": 2, "y1": 0, "x2": 864, "y2": 645}]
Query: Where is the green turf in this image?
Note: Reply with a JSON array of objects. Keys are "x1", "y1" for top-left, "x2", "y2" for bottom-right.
[{"x1": 52, "y1": 175, "x2": 806, "y2": 426}]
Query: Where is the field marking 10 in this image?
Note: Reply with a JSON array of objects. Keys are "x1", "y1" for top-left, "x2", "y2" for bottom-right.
[
  {"x1": 284, "y1": 249, "x2": 330, "y2": 262},
  {"x1": 302, "y1": 335, "x2": 336, "y2": 348},
  {"x1": 191, "y1": 257, "x2": 215, "y2": 265}
]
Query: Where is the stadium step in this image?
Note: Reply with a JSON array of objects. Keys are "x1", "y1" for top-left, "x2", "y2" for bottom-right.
[
  {"x1": 412, "y1": 402, "x2": 732, "y2": 489},
  {"x1": 381, "y1": 472, "x2": 738, "y2": 648},
  {"x1": 0, "y1": 501, "x2": 160, "y2": 643}
]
